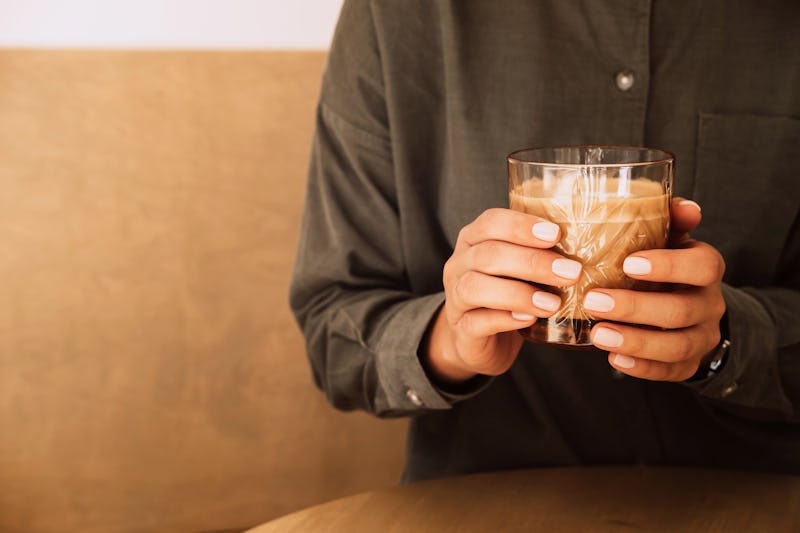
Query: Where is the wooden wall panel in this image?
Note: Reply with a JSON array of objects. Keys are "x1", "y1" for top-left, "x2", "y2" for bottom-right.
[{"x1": 0, "y1": 50, "x2": 407, "y2": 533}]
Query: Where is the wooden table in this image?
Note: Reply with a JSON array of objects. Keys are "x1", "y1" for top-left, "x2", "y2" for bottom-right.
[{"x1": 248, "y1": 467, "x2": 800, "y2": 532}]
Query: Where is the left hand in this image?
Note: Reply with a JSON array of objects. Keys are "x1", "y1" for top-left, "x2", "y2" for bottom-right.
[{"x1": 584, "y1": 198, "x2": 727, "y2": 381}]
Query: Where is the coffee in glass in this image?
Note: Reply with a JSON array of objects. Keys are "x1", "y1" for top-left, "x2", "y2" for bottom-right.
[{"x1": 508, "y1": 146, "x2": 673, "y2": 347}]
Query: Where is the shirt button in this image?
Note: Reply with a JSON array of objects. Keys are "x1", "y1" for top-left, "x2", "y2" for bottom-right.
[
  {"x1": 406, "y1": 388, "x2": 423, "y2": 406},
  {"x1": 615, "y1": 70, "x2": 635, "y2": 91},
  {"x1": 721, "y1": 383, "x2": 738, "y2": 398}
]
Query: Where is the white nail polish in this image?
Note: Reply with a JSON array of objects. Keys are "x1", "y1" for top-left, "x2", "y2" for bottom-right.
[
  {"x1": 593, "y1": 327, "x2": 623, "y2": 348},
  {"x1": 623, "y1": 256, "x2": 652, "y2": 275},
  {"x1": 552, "y1": 258, "x2": 582, "y2": 279},
  {"x1": 532, "y1": 222, "x2": 559, "y2": 242},
  {"x1": 512, "y1": 311, "x2": 535, "y2": 321},
  {"x1": 613, "y1": 354, "x2": 635, "y2": 369},
  {"x1": 532, "y1": 291, "x2": 561, "y2": 312},
  {"x1": 583, "y1": 292, "x2": 615, "y2": 312},
  {"x1": 679, "y1": 200, "x2": 702, "y2": 212}
]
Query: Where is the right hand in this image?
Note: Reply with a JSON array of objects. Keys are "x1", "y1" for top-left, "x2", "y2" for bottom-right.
[{"x1": 423, "y1": 208, "x2": 583, "y2": 384}]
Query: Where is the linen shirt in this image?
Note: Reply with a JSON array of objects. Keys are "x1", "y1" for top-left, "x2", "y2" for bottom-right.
[{"x1": 290, "y1": 0, "x2": 800, "y2": 481}]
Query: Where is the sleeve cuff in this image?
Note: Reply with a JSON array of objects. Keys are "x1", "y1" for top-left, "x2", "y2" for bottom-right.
[
  {"x1": 683, "y1": 283, "x2": 792, "y2": 417},
  {"x1": 373, "y1": 292, "x2": 490, "y2": 412}
]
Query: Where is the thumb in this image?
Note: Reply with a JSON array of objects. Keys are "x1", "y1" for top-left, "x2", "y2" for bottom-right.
[{"x1": 670, "y1": 197, "x2": 702, "y2": 238}]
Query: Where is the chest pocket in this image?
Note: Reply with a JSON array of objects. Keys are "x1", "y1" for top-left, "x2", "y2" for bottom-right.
[{"x1": 691, "y1": 113, "x2": 800, "y2": 287}]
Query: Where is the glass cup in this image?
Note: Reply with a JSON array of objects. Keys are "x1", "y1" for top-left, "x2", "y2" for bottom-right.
[{"x1": 508, "y1": 146, "x2": 674, "y2": 347}]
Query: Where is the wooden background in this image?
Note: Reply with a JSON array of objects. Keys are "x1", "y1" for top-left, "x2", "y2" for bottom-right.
[{"x1": 0, "y1": 50, "x2": 407, "y2": 532}]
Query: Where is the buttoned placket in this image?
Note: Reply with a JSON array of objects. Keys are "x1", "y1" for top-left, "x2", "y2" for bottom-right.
[{"x1": 607, "y1": 1, "x2": 652, "y2": 146}]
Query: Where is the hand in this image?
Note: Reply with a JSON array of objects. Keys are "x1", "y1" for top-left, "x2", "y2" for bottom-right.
[
  {"x1": 584, "y1": 199, "x2": 727, "y2": 381},
  {"x1": 424, "y1": 209, "x2": 582, "y2": 383}
]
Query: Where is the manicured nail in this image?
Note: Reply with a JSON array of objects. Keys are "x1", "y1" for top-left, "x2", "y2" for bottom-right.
[
  {"x1": 532, "y1": 221, "x2": 560, "y2": 242},
  {"x1": 532, "y1": 291, "x2": 561, "y2": 312},
  {"x1": 583, "y1": 291, "x2": 615, "y2": 312},
  {"x1": 552, "y1": 258, "x2": 582, "y2": 279},
  {"x1": 593, "y1": 327, "x2": 623, "y2": 348},
  {"x1": 612, "y1": 354, "x2": 635, "y2": 369},
  {"x1": 512, "y1": 311, "x2": 535, "y2": 321},
  {"x1": 679, "y1": 199, "x2": 701, "y2": 212},
  {"x1": 623, "y1": 256, "x2": 652, "y2": 275}
]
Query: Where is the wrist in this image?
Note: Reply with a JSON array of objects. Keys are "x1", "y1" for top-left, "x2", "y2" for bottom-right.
[
  {"x1": 421, "y1": 308, "x2": 477, "y2": 385},
  {"x1": 687, "y1": 313, "x2": 731, "y2": 382}
]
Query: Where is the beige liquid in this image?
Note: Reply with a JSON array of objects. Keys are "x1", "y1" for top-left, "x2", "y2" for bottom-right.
[{"x1": 509, "y1": 178, "x2": 669, "y2": 345}]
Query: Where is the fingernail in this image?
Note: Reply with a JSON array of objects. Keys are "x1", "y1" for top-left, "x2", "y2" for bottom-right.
[
  {"x1": 612, "y1": 354, "x2": 636, "y2": 369},
  {"x1": 679, "y1": 200, "x2": 701, "y2": 212},
  {"x1": 623, "y1": 256, "x2": 651, "y2": 275},
  {"x1": 532, "y1": 221, "x2": 560, "y2": 242},
  {"x1": 593, "y1": 327, "x2": 623, "y2": 348},
  {"x1": 512, "y1": 311, "x2": 535, "y2": 321},
  {"x1": 552, "y1": 258, "x2": 582, "y2": 279},
  {"x1": 583, "y1": 291, "x2": 615, "y2": 312},
  {"x1": 532, "y1": 291, "x2": 561, "y2": 312}
]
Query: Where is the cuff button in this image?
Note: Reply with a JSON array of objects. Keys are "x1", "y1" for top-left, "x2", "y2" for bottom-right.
[{"x1": 405, "y1": 388, "x2": 423, "y2": 406}]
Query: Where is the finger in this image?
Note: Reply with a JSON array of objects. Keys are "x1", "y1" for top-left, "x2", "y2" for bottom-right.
[
  {"x1": 669, "y1": 197, "x2": 702, "y2": 237},
  {"x1": 455, "y1": 307, "x2": 538, "y2": 340},
  {"x1": 607, "y1": 353, "x2": 700, "y2": 382},
  {"x1": 447, "y1": 270, "x2": 562, "y2": 319},
  {"x1": 589, "y1": 322, "x2": 719, "y2": 364},
  {"x1": 456, "y1": 208, "x2": 561, "y2": 251},
  {"x1": 456, "y1": 240, "x2": 582, "y2": 286},
  {"x1": 622, "y1": 241, "x2": 725, "y2": 286},
  {"x1": 582, "y1": 286, "x2": 724, "y2": 329}
]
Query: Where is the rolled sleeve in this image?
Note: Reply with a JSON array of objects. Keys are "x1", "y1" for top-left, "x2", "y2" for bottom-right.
[
  {"x1": 685, "y1": 283, "x2": 795, "y2": 420},
  {"x1": 374, "y1": 292, "x2": 492, "y2": 413}
]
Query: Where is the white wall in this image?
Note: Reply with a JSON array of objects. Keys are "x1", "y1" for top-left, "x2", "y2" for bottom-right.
[{"x1": 0, "y1": 0, "x2": 344, "y2": 49}]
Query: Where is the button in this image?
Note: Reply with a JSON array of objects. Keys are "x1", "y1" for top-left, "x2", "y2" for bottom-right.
[
  {"x1": 406, "y1": 388, "x2": 423, "y2": 406},
  {"x1": 721, "y1": 383, "x2": 738, "y2": 398},
  {"x1": 615, "y1": 70, "x2": 635, "y2": 91}
]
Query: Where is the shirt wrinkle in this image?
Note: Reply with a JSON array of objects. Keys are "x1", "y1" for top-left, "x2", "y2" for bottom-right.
[{"x1": 319, "y1": 100, "x2": 391, "y2": 149}]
